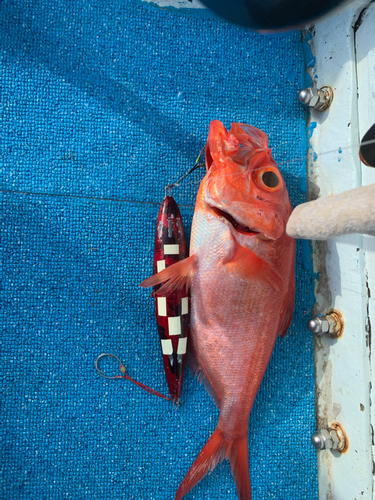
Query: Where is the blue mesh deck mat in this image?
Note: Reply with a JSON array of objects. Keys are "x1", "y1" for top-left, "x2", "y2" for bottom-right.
[{"x1": 1, "y1": 1, "x2": 318, "y2": 499}]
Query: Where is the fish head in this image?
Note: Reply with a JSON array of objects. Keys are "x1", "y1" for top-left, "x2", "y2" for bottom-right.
[{"x1": 203, "y1": 120, "x2": 292, "y2": 241}]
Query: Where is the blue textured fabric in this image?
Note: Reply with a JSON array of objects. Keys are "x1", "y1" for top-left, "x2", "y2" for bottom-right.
[{"x1": 1, "y1": 1, "x2": 318, "y2": 499}]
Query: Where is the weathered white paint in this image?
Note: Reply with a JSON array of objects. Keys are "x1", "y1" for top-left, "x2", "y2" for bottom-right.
[
  {"x1": 356, "y1": 5, "x2": 375, "y2": 497},
  {"x1": 307, "y1": 1, "x2": 374, "y2": 497}
]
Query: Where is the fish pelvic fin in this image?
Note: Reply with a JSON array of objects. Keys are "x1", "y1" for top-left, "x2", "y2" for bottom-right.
[
  {"x1": 175, "y1": 428, "x2": 251, "y2": 500},
  {"x1": 139, "y1": 255, "x2": 197, "y2": 295},
  {"x1": 226, "y1": 243, "x2": 283, "y2": 292}
]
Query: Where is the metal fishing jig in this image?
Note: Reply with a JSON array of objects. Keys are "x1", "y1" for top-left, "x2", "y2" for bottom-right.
[
  {"x1": 149, "y1": 148, "x2": 205, "y2": 404},
  {"x1": 151, "y1": 195, "x2": 188, "y2": 404}
]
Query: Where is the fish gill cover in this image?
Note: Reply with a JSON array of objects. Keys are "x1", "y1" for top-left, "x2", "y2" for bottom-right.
[{"x1": 1, "y1": 0, "x2": 317, "y2": 498}]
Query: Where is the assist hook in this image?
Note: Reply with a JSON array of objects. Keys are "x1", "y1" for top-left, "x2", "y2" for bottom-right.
[{"x1": 164, "y1": 146, "x2": 206, "y2": 197}]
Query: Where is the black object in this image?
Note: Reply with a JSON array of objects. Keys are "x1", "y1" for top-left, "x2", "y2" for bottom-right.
[
  {"x1": 360, "y1": 123, "x2": 375, "y2": 168},
  {"x1": 199, "y1": 0, "x2": 352, "y2": 31}
]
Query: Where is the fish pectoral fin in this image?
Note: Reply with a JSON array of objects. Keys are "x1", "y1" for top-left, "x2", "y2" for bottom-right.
[
  {"x1": 225, "y1": 244, "x2": 283, "y2": 291},
  {"x1": 139, "y1": 254, "x2": 197, "y2": 295}
]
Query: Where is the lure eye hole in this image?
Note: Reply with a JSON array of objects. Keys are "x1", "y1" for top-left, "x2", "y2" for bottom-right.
[
  {"x1": 255, "y1": 167, "x2": 283, "y2": 192},
  {"x1": 262, "y1": 171, "x2": 279, "y2": 188}
]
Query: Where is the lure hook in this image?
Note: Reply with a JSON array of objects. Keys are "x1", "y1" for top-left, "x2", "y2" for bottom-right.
[
  {"x1": 95, "y1": 353, "x2": 172, "y2": 402},
  {"x1": 95, "y1": 353, "x2": 126, "y2": 380},
  {"x1": 164, "y1": 146, "x2": 206, "y2": 197}
]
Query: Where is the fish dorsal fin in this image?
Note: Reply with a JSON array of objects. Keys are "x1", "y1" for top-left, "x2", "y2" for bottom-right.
[
  {"x1": 229, "y1": 122, "x2": 274, "y2": 169},
  {"x1": 225, "y1": 244, "x2": 283, "y2": 292},
  {"x1": 206, "y1": 120, "x2": 238, "y2": 169},
  {"x1": 139, "y1": 254, "x2": 197, "y2": 295},
  {"x1": 230, "y1": 123, "x2": 269, "y2": 150},
  {"x1": 206, "y1": 121, "x2": 275, "y2": 171}
]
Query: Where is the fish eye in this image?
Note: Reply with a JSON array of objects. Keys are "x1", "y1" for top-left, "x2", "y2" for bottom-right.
[
  {"x1": 262, "y1": 171, "x2": 279, "y2": 188},
  {"x1": 254, "y1": 167, "x2": 283, "y2": 192}
]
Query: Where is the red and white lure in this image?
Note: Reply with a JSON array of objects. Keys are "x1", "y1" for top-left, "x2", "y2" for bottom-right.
[
  {"x1": 149, "y1": 151, "x2": 205, "y2": 403},
  {"x1": 151, "y1": 194, "x2": 189, "y2": 403}
]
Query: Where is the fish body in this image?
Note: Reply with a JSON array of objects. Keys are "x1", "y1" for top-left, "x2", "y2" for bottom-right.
[
  {"x1": 141, "y1": 120, "x2": 295, "y2": 499},
  {"x1": 152, "y1": 195, "x2": 189, "y2": 402}
]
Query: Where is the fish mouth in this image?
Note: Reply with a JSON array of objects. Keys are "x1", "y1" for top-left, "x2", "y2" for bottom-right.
[{"x1": 212, "y1": 207, "x2": 259, "y2": 236}]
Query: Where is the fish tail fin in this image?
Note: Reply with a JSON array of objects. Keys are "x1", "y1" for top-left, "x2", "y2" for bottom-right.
[
  {"x1": 175, "y1": 427, "x2": 227, "y2": 500},
  {"x1": 175, "y1": 428, "x2": 251, "y2": 500},
  {"x1": 229, "y1": 435, "x2": 251, "y2": 500}
]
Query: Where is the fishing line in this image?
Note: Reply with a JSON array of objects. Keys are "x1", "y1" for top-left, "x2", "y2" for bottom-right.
[
  {"x1": 3, "y1": 138, "x2": 374, "y2": 204},
  {"x1": 164, "y1": 133, "x2": 375, "y2": 192},
  {"x1": 95, "y1": 353, "x2": 172, "y2": 401},
  {"x1": 1, "y1": 188, "x2": 197, "y2": 208},
  {"x1": 164, "y1": 146, "x2": 205, "y2": 196},
  {"x1": 162, "y1": 136, "x2": 375, "y2": 190},
  {"x1": 272, "y1": 136, "x2": 375, "y2": 169}
]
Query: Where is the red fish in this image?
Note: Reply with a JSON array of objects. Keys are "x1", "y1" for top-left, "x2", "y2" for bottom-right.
[{"x1": 141, "y1": 120, "x2": 295, "y2": 499}]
